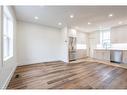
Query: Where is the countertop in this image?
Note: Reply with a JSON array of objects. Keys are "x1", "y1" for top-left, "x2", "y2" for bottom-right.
[{"x1": 94, "y1": 48, "x2": 127, "y2": 51}]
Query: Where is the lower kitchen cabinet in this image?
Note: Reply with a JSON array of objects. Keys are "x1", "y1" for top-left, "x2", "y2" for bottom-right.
[
  {"x1": 122, "y1": 50, "x2": 127, "y2": 64},
  {"x1": 76, "y1": 49, "x2": 87, "y2": 59},
  {"x1": 93, "y1": 50, "x2": 103, "y2": 60},
  {"x1": 103, "y1": 50, "x2": 110, "y2": 61},
  {"x1": 94, "y1": 49, "x2": 127, "y2": 64},
  {"x1": 93, "y1": 50, "x2": 110, "y2": 61}
]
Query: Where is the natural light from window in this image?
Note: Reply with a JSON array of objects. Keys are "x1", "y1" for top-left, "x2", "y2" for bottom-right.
[
  {"x1": 97, "y1": 29, "x2": 111, "y2": 49},
  {"x1": 3, "y1": 6, "x2": 13, "y2": 61}
]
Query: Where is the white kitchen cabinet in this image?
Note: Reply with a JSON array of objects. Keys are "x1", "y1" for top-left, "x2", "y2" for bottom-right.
[
  {"x1": 93, "y1": 50, "x2": 103, "y2": 60},
  {"x1": 76, "y1": 49, "x2": 87, "y2": 59},
  {"x1": 93, "y1": 50, "x2": 110, "y2": 61},
  {"x1": 89, "y1": 31, "x2": 100, "y2": 44},
  {"x1": 111, "y1": 25, "x2": 127, "y2": 43},
  {"x1": 122, "y1": 50, "x2": 127, "y2": 64},
  {"x1": 103, "y1": 50, "x2": 110, "y2": 61},
  {"x1": 94, "y1": 49, "x2": 127, "y2": 63}
]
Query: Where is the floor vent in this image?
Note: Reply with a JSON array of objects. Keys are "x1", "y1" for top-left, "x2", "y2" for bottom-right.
[{"x1": 15, "y1": 74, "x2": 20, "y2": 79}]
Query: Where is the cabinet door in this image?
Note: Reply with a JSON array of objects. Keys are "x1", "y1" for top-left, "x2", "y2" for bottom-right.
[
  {"x1": 94, "y1": 50, "x2": 110, "y2": 61},
  {"x1": 103, "y1": 51, "x2": 110, "y2": 61},
  {"x1": 76, "y1": 49, "x2": 87, "y2": 59},
  {"x1": 94, "y1": 50, "x2": 104, "y2": 60},
  {"x1": 111, "y1": 26, "x2": 127, "y2": 43},
  {"x1": 122, "y1": 51, "x2": 127, "y2": 64}
]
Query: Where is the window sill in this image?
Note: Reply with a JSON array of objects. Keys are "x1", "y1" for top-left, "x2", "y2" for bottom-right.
[{"x1": 4, "y1": 55, "x2": 13, "y2": 62}]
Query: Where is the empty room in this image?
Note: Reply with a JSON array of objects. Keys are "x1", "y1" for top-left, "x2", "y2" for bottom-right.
[{"x1": 1, "y1": 6, "x2": 127, "y2": 89}]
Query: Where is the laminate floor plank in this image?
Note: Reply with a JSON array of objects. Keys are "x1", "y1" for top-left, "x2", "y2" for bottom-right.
[{"x1": 7, "y1": 61, "x2": 127, "y2": 89}]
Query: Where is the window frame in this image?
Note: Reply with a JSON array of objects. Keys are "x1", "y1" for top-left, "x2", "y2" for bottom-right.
[
  {"x1": 100, "y1": 29, "x2": 111, "y2": 49},
  {"x1": 3, "y1": 6, "x2": 13, "y2": 61}
]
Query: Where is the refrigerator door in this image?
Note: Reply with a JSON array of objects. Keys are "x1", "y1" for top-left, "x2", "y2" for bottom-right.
[
  {"x1": 69, "y1": 51, "x2": 76, "y2": 61},
  {"x1": 69, "y1": 37, "x2": 76, "y2": 51},
  {"x1": 69, "y1": 37, "x2": 77, "y2": 61}
]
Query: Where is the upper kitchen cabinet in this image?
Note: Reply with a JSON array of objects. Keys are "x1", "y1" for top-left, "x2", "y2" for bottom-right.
[
  {"x1": 68, "y1": 29, "x2": 77, "y2": 37},
  {"x1": 111, "y1": 25, "x2": 127, "y2": 43},
  {"x1": 77, "y1": 31, "x2": 87, "y2": 44},
  {"x1": 89, "y1": 31, "x2": 100, "y2": 44}
]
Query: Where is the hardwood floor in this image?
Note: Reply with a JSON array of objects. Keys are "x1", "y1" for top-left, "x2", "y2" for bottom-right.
[{"x1": 7, "y1": 61, "x2": 127, "y2": 89}]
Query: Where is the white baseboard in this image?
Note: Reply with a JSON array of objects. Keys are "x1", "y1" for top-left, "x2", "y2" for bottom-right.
[
  {"x1": 18, "y1": 60, "x2": 64, "y2": 66},
  {"x1": 1, "y1": 65, "x2": 17, "y2": 89}
]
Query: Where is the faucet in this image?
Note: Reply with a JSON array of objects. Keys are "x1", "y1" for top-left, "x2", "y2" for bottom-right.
[{"x1": 103, "y1": 42, "x2": 108, "y2": 49}]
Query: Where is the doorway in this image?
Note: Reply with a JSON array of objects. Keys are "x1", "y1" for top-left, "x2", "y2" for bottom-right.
[{"x1": 89, "y1": 38, "x2": 96, "y2": 58}]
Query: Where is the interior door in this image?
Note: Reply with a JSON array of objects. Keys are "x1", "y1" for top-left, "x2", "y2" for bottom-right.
[{"x1": 89, "y1": 38, "x2": 96, "y2": 58}]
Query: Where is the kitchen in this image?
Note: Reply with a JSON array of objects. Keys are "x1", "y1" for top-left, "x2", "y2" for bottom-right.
[
  {"x1": 89, "y1": 25, "x2": 127, "y2": 68},
  {"x1": 68, "y1": 22, "x2": 127, "y2": 69}
]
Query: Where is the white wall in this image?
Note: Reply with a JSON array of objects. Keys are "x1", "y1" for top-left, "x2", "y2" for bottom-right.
[
  {"x1": 17, "y1": 21, "x2": 63, "y2": 65},
  {"x1": 0, "y1": 6, "x2": 17, "y2": 89},
  {"x1": 60, "y1": 27, "x2": 69, "y2": 63}
]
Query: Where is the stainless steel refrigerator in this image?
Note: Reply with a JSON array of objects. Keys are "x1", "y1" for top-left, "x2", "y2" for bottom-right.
[{"x1": 69, "y1": 37, "x2": 77, "y2": 61}]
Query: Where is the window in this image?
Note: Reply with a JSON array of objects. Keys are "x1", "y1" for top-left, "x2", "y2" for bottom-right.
[
  {"x1": 3, "y1": 7, "x2": 13, "y2": 61},
  {"x1": 100, "y1": 29, "x2": 111, "y2": 48}
]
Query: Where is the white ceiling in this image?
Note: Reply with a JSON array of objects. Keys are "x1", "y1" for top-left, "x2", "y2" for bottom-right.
[{"x1": 14, "y1": 6, "x2": 127, "y2": 32}]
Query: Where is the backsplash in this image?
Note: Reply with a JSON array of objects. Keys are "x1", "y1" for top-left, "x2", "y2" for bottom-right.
[
  {"x1": 96, "y1": 43, "x2": 127, "y2": 50},
  {"x1": 111, "y1": 43, "x2": 127, "y2": 50}
]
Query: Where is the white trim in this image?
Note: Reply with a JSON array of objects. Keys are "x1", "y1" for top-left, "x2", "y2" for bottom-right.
[
  {"x1": 1, "y1": 65, "x2": 17, "y2": 89},
  {"x1": 18, "y1": 60, "x2": 65, "y2": 66},
  {"x1": 4, "y1": 55, "x2": 13, "y2": 61},
  {"x1": 3, "y1": 8, "x2": 14, "y2": 62}
]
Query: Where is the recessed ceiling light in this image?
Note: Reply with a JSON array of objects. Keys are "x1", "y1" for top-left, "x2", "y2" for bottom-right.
[
  {"x1": 108, "y1": 14, "x2": 113, "y2": 17},
  {"x1": 58, "y1": 22, "x2": 62, "y2": 25},
  {"x1": 70, "y1": 14, "x2": 74, "y2": 18},
  {"x1": 88, "y1": 22, "x2": 91, "y2": 25},
  {"x1": 118, "y1": 21, "x2": 122, "y2": 25},
  {"x1": 34, "y1": 16, "x2": 39, "y2": 20}
]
